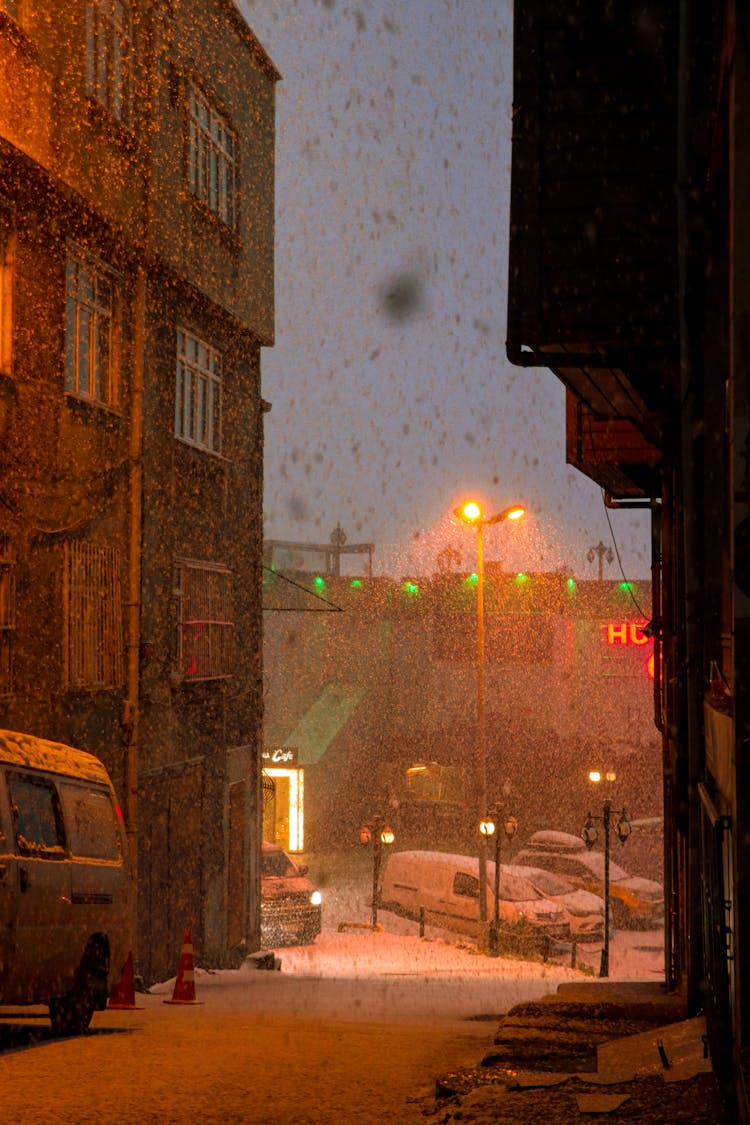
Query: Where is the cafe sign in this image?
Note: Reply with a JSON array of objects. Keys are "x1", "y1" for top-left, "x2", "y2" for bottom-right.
[{"x1": 262, "y1": 745, "x2": 298, "y2": 767}]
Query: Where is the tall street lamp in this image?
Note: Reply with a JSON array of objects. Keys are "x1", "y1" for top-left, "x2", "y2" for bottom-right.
[
  {"x1": 582, "y1": 772, "x2": 631, "y2": 978},
  {"x1": 359, "y1": 815, "x2": 395, "y2": 929},
  {"x1": 479, "y1": 785, "x2": 518, "y2": 956},
  {"x1": 453, "y1": 499, "x2": 525, "y2": 931}
]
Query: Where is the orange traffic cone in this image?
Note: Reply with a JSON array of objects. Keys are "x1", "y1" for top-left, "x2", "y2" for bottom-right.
[
  {"x1": 164, "y1": 927, "x2": 203, "y2": 1005},
  {"x1": 108, "y1": 951, "x2": 143, "y2": 1010}
]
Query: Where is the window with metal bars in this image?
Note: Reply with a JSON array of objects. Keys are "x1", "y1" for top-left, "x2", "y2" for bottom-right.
[
  {"x1": 174, "y1": 559, "x2": 234, "y2": 680},
  {"x1": 188, "y1": 82, "x2": 237, "y2": 228},
  {"x1": 174, "y1": 328, "x2": 222, "y2": 453},
  {"x1": 0, "y1": 534, "x2": 15, "y2": 699},
  {"x1": 86, "y1": 0, "x2": 132, "y2": 125},
  {"x1": 64, "y1": 541, "x2": 124, "y2": 690}
]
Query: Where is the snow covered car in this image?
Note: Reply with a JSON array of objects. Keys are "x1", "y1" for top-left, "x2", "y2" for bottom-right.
[
  {"x1": 379, "y1": 849, "x2": 570, "y2": 945},
  {"x1": 505, "y1": 863, "x2": 604, "y2": 942},
  {"x1": 260, "y1": 842, "x2": 322, "y2": 947},
  {"x1": 514, "y1": 831, "x2": 664, "y2": 929}
]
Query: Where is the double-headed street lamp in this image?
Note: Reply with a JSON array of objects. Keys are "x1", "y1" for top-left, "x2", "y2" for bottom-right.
[
  {"x1": 479, "y1": 786, "x2": 518, "y2": 956},
  {"x1": 453, "y1": 499, "x2": 525, "y2": 930},
  {"x1": 582, "y1": 770, "x2": 631, "y2": 978},
  {"x1": 359, "y1": 815, "x2": 395, "y2": 929}
]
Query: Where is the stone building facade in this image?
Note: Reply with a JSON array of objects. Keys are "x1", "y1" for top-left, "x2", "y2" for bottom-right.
[{"x1": 0, "y1": 0, "x2": 277, "y2": 981}]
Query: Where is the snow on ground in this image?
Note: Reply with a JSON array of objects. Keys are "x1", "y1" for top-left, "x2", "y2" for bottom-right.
[
  {"x1": 148, "y1": 924, "x2": 664, "y2": 1023},
  {"x1": 149, "y1": 844, "x2": 664, "y2": 1022}
]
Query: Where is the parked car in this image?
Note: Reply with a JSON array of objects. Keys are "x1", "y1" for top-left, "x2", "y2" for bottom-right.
[
  {"x1": 505, "y1": 863, "x2": 605, "y2": 942},
  {"x1": 260, "y1": 842, "x2": 322, "y2": 947},
  {"x1": 379, "y1": 849, "x2": 570, "y2": 944},
  {"x1": 514, "y1": 831, "x2": 664, "y2": 929},
  {"x1": 0, "y1": 728, "x2": 132, "y2": 1035}
]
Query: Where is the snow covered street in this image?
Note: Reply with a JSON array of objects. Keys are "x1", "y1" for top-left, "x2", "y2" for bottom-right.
[{"x1": 0, "y1": 921, "x2": 664, "y2": 1124}]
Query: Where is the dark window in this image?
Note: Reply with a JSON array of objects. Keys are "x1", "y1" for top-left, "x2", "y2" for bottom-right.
[
  {"x1": 261, "y1": 850, "x2": 298, "y2": 878},
  {"x1": 8, "y1": 773, "x2": 65, "y2": 857},
  {"x1": 453, "y1": 871, "x2": 479, "y2": 899}
]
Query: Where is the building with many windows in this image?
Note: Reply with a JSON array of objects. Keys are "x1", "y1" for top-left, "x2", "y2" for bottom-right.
[{"x1": 0, "y1": 0, "x2": 277, "y2": 982}]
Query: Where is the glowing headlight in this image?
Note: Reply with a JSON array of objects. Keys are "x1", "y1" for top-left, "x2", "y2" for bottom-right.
[{"x1": 310, "y1": 891, "x2": 322, "y2": 906}]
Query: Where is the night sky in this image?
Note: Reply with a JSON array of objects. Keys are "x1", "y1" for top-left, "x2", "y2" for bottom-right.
[{"x1": 239, "y1": 0, "x2": 652, "y2": 580}]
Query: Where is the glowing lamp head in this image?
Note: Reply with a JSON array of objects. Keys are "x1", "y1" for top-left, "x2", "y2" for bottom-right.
[
  {"x1": 456, "y1": 500, "x2": 483, "y2": 523},
  {"x1": 505, "y1": 506, "x2": 525, "y2": 521},
  {"x1": 380, "y1": 826, "x2": 395, "y2": 846},
  {"x1": 479, "y1": 815, "x2": 496, "y2": 837},
  {"x1": 589, "y1": 771, "x2": 601, "y2": 783}
]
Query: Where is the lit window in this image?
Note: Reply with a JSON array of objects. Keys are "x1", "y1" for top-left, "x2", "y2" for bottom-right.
[
  {"x1": 64, "y1": 541, "x2": 124, "y2": 690},
  {"x1": 0, "y1": 534, "x2": 15, "y2": 699},
  {"x1": 86, "y1": 0, "x2": 132, "y2": 125},
  {"x1": 65, "y1": 250, "x2": 118, "y2": 407},
  {"x1": 175, "y1": 328, "x2": 222, "y2": 453},
  {"x1": 0, "y1": 226, "x2": 14, "y2": 374},
  {"x1": 188, "y1": 83, "x2": 237, "y2": 227},
  {"x1": 174, "y1": 559, "x2": 234, "y2": 681}
]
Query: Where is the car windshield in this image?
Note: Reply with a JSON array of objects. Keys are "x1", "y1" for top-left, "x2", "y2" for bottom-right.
[
  {"x1": 261, "y1": 850, "x2": 298, "y2": 878},
  {"x1": 579, "y1": 852, "x2": 628, "y2": 881},
  {"x1": 527, "y1": 870, "x2": 571, "y2": 897},
  {"x1": 497, "y1": 870, "x2": 541, "y2": 902}
]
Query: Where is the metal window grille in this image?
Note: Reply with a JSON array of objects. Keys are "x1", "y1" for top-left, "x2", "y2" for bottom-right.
[
  {"x1": 188, "y1": 83, "x2": 236, "y2": 228},
  {"x1": 86, "y1": 0, "x2": 132, "y2": 124},
  {"x1": 64, "y1": 541, "x2": 124, "y2": 690},
  {"x1": 174, "y1": 328, "x2": 222, "y2": 453},
  {"x1": 65, "y1": 250, "x2": 117, "y2": 406},
  {"x1": 174, "y1": 560, "x2": 234, "y2": 680},
  {"x1": 0, "y1": 534, "x2": 15, "y2": 698}
]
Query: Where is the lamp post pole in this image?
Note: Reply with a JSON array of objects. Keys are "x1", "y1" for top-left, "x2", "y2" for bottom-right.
[
  {"x1": 480, "y1": 792, "x2": 517, "y2": 958},
  {"x1": 371, "y1": 832, "x2": 382, "y2": 929},
  {"x1": 476, "y1": 518, "x2": 488, "y2": 925},
  {"x1": 360, "y1": 815, "x2": 394, "y2": 930},
  {"x1": 453, "y1": 499, "x2": 525, "y2": 941},
  {"x1": 582, "y1": 786, "x2": 629, "y2": 979},
  {"x1": 601, "y1": 798, "x2": 612, "y2": 978}
]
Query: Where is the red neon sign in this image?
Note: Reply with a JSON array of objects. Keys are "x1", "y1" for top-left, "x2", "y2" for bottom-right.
[{"x1": 605, "y1": 622, "x2": 649, "y2": 646}]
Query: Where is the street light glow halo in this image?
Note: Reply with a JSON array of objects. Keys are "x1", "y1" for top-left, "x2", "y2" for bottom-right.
[
  {"x1": 454, "y1": 501, "x2": 526, "y2": 526},
  {"x1": 454, "y1": 500, "x2": 483, "y2": 523}
]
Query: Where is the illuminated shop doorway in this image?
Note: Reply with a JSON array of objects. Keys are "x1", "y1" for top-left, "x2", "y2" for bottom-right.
[{"x1": 262, "y1": 746, "x2": 304, "y2": 852}]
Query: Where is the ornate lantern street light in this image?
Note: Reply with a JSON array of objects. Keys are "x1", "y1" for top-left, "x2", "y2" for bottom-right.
[
  {"x1": 582, "y1": 785, "x2": 631, "y2": 977},
  {"x1": 479, "y1": 788, "x2": 518, "y2": 956},
  {"x1": 359, "y1": 814, "x2": 395, "y2": 929}
]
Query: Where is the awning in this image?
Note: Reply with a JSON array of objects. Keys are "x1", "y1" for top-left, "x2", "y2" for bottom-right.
[{"x1": 285, "y1": 684, "x2": 367, "y2": 766}]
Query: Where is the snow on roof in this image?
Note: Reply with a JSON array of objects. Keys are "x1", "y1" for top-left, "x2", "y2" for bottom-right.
[
  {"x1": 0, "y1": 729, "x2": 111, "y2": 785},
  {"x1": 525, "y1": 830, "x2": 586, "y2": 851}
]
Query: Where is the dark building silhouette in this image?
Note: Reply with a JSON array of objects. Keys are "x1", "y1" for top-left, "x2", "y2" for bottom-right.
[{"x1": 507, "y1": 2, "x2": 749, "y2": 1116}]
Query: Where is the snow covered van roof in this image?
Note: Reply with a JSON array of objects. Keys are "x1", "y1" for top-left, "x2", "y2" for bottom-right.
[{"x1": 0, "y1": 729, "x2": 112, "y2": 785}]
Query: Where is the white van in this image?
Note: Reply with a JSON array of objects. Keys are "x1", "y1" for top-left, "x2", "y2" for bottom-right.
[
  {"x1": 380, "y1": 849, "x2": 570, "y2": 943},
  {"x1": 0, "y1": 729, "x2": 132, "y2": 1034}
]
